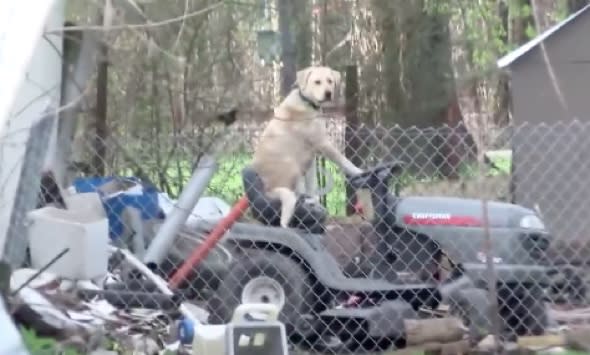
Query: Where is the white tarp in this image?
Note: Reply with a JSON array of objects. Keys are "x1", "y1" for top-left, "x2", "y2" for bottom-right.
[
  {"x1": 0, "y1": 297, "x2": 29, "y2": 355},
  {"x1": 158, "y1": 194, "x2": 231, "y2": 229},
  {"x1": 0, "y1": 0, "x2": 64, "y2": 258},
  {"x1": 0, "y1": 0, "x2": 59, "y2": 137}
]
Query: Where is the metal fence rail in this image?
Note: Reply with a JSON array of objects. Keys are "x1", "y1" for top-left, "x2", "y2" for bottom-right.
[
  {"x1": 14, "y1": 120, "x2": 590, "y2": 352},
  {"x1": 3, "y1": 108, "x2": 56, "y2": 267}
]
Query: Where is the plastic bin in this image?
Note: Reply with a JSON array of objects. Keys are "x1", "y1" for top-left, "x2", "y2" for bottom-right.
[
  {"x1": 71, "y1": 176, "x2": 163, "y2": 240},
  {"x1": 27, "y1": 199, "x2": 109, "y2": 280}
]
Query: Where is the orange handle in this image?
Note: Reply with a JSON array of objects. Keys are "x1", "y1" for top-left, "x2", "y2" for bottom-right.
[{"x1": 169, "y1": 195, "x2": 250, "y2": 288}]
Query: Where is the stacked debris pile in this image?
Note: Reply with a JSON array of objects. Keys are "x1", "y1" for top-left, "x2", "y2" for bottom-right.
[{"x1": 3, "y1": 251, "x2": 194, "y2": 355}]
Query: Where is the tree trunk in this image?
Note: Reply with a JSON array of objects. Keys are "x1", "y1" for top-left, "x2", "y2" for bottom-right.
[
  {"x1": 373, "y1": 0, "x2": 456, "y2": 128},
  {"x1": 294, "y1": 1, "x2": 312, "y2": 69},
  {"x1": 568, "y1": 0, "x2": 588, "y2": 13},
  {"x1": 510, "y1": 0, "x2": 534, "y2": 45},
  {"x1": 373, "y1": 0, "x2": 464, "y2": 177},
  {"x1": 492, "y1": 0, "x2": 511, "y2": 127},
  {"x1": 317, "y1": 0, "x2": 329, "y2": 207},
  {"x1": 93, "y1": 26, "x2": 109, "y2": 176},
  {"x1": 54, "y1": 22, "x2": 90, "y2": 186},
  {"x1": 495, "y1": 0, "x2": 535, "y2": 127},
  {"x1": 277, "y1": 0, "x2": 296, "y2": 98},
  {"x1": 344, "y1": 65, "x2": 361, "y2": 215},
  {"x1": 439, "y1": 94, "x2": 466, "y2": 178}
]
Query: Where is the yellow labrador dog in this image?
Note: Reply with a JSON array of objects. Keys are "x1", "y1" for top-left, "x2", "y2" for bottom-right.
[{"x1": 251, "y1": 66, "x2": 363, "y2": 228}]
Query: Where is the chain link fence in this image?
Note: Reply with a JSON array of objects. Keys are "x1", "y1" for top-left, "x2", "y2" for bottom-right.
[{"x1": 9, "y1": 118, "x2": 590, "y2": 352}]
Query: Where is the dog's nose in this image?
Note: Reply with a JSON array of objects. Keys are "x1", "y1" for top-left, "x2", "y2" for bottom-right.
[{"x1": 325, "y1": 90, "x2": 332, "y2": 100}]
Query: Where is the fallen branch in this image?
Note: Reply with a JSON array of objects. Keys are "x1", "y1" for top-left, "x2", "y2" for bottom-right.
[
  {"x1": 404, "y1": 317, "x2": 465, "y2": 346},
  {"x1": 517, "y1": 328, "x2": 590, "y2": 352}
]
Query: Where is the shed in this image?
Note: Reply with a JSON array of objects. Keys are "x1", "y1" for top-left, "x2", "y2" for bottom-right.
[{"x1": 498, "y1": 4, "x2": 590, "y2": 242}]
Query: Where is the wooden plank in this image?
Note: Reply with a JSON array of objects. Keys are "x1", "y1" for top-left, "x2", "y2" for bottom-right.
[{"x1": 405, "y1": 317, "x2": 465, "y2": 346}]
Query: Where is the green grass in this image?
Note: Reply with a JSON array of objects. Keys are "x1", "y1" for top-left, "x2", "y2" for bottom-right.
[
  {"x1": 116, "y1": 150, "x2": 513, "y2": 217},
  {"x1": 206, "y1": 154, "x2": 350, "y2": 215},
  {"x1": 20, "y1": 327, "x2": 81, "y2": 355},
  {"x1": 203, "y1": 151, "x2": 513, "y2": 216}
]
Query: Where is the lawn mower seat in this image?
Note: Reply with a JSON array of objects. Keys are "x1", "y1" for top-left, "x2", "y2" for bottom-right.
[{"x1": 241, "y1": 166, "x2": 327, "y2": 234}]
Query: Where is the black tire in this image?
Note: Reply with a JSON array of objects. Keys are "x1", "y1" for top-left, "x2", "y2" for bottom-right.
[
  {"x1": 498, "y1": 282, "x2": 547, "y2": 337},
  {"x1": 547, "y1": 266, "x2": 586, "y2": 304},
  {"x1": 206, "y1": 249, "x2": 316, "y2": 336},
  {"x1": 447, "y1": 287, "x2": 492, "y2": 343}
]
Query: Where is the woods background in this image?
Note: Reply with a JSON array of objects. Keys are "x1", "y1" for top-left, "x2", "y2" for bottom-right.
[{"x1": 61, "y1": 0, "x2": 588, "y2": 215}]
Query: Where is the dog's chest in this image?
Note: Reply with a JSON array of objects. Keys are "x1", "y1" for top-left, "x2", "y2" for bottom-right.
[{"x1": 289, "y1": 120, "x2": 324, "y2": 145}]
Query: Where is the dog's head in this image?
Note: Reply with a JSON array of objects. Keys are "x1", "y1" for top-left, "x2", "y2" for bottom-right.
[{"x1": 296, "y1": 66, "x2": 341, "y2": 107}]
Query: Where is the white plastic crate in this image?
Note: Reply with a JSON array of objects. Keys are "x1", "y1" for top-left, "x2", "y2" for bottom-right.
[{"x1": 27, "y1": 194, "x2": 109, "y2": 280}]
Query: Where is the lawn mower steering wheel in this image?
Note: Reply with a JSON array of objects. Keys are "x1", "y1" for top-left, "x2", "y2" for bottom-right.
[{"x1": 348, "y1": 161, "x2": 405, "y2": 190}]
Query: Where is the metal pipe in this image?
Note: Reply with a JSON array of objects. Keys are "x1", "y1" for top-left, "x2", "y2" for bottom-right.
[
  {"x1": 121, "y1": 206, "x2": 146, "y2": 260},
  {"x1": 143, "y1": 154, "x2": 219, "y2": 265},
  {"x1": 109, "y1": 246, "x2": 197, "y2": 322},
  {"x1": 169, "y1": 195, "x2": 249, "y2": 288}
]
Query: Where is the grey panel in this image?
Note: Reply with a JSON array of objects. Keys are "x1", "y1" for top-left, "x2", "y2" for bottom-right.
[{"x1": 512, "y1": 122, "x2": 590, "y2": 241}]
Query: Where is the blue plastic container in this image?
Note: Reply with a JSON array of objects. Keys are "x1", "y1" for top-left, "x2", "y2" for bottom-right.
[
  {"x1": 177, "y1": 317, "x2": 195, "y2": 344},
  {"x1": 71, "y1": 176, "x2": 163, "y2": 240}
]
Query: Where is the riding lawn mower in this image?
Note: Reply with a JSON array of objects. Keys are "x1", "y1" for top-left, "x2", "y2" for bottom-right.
[{"x1": 160, "y1": 160, "x2": 576, "y2": 353}]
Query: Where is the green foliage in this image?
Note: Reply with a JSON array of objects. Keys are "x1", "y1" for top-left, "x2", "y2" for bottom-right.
[
  {"x1": 424, "y1": 0, "x2": 571, "y2": 72},
  {"x1": 422, "y1": 1, "x2": 507, "y2": 70},
  {"x1": 201, "y1": 151, "x2": 512, "y2": 217},
  {"x1": 556, "y1": 1, "x2": 571, "y2": 21},
  {"x1": 423, "y1": 0, "x2": 452, "y2": 15},
  {"x1": 508, "y1": 1, "x2": 532, "y2": 19},
  {"x1": 20, "y1": 328, "x2": 81, "y2": 355},
  {"x1": 525, "y1": 23, "x2": 537, "y2": 40}
]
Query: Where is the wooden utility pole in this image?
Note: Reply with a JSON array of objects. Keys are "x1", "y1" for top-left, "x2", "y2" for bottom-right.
[
  {"x1": 277, "y1": 0, "x2": 295, "y2": 98},
  {"x1": 568, "y1": 0, "x2": 588, "y2": 13},
  {"x1": 344, "y1": 65, "x2": 361, "y2": 215},
  {"x1": 93, "y1": 4, "x2": 110, "y2": 176}
]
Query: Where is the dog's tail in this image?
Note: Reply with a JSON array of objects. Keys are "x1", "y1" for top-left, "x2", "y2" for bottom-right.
[{"x1": 269, "y1": 187, "x2": 298, "y2": 228}]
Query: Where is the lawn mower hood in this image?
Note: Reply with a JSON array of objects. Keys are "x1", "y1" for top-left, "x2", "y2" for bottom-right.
[
  {"x1": 395, "y1": 196, "x2": 543, "y2": 230},
  {"x1": 392, "y1": 196, "x2": 552, "y2": 280}
]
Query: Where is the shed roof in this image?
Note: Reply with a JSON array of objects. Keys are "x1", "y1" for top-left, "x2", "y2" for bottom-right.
[{"x1": 497, "y1": 4, "x2": 590, "y2": 69}]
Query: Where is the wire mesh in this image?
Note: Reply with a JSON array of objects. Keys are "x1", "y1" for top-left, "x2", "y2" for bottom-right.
[{"x1": 13, "y1": 119, "x2": 590, "y2": 352}]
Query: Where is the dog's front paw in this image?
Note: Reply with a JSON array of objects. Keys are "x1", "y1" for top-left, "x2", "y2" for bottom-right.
[
  {"x1": 347, "y1": 169, "x2": 363, "y2": 177},
  {"x1": 351, "y1": 167, "x2": 364, "y2": 176}
]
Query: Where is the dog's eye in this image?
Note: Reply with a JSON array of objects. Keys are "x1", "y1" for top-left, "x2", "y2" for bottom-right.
[
  {"x1": 327, "y1": 79, "x2": 333, "y2": 84},
  {"x1": 314, "y1": 80, "x2": 321, "y2": 85}
]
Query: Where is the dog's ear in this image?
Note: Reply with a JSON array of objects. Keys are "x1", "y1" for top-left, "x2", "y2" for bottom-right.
[
  {"x1": 331, "y1": 69, "x2": 342, "y2": 99},
  {"x1": 296, "y1": 67, "x2": 313, "y2": 90}
]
